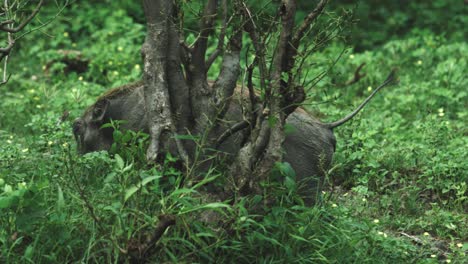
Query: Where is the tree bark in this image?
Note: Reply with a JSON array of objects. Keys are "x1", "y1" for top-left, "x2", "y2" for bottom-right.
[{"x1": 142, "y1": 0, "x2": 187, "y2": 162}]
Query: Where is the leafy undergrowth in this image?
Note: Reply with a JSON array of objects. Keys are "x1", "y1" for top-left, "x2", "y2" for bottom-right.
[{"x1": 1, "y1": 1, "x2": 467, "y2": 263}]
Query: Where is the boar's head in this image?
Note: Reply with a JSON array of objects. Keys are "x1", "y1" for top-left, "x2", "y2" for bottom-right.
[{"x1": 72, "y1": 98, "x2": 114, "y2": 153}]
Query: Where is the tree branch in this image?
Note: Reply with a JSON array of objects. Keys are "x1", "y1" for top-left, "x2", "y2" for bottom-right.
[
  {"x1": 167, "y1": 9, "x2": 193, "y2": 131},
  {"x1": 205, "y1": 0, "x2": 229, "y2": 71},
  {"x1": 254, "y1": 0, "x2": 297, "y2": 180},
  {"x1": 0, "y1": 0, "x2": 44, "y2": 33},
  {"x1": 345, "y1": 62, "x2": 366, "y2": 85},
  {"x1": 212, "y1": 30, "x2": 242, "y2": 120},
  {"x1": 241, "y1": 1, "x2": 267, "y2": 92},
  {"x1": 283, "y1": 0, "x2": 328, "y2": 72},
  {"x1": 128, "y1": 214, "x2": 176, "y2": 261},
  {"x1": 191, "y1": 0, "x2": 217, "y2": 74}
]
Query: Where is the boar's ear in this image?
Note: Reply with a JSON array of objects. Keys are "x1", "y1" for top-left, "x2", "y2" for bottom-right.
[{"x1": 92, "y1": 99, "x2": 109, "y2": 123}]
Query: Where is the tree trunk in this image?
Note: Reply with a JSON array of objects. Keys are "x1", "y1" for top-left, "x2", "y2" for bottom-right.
[{"x1": 141, "y1": 0, "x2": 329, "y2": 196}]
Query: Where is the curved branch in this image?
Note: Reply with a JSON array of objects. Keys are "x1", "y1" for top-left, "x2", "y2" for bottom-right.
[
  {"x1": 283, "y1": 0, "x2": 328, "y2": 72},
  {"x1": 191, "y1": 0, "x2": 217, "y2": 73},
  {"x1": 0, "y1": 0, "x2": 44, "y2": 33}
]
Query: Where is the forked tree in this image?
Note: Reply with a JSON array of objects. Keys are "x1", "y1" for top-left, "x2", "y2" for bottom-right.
[{"x1": 141, "y1": 0, "x2": 334, "y2": 195}]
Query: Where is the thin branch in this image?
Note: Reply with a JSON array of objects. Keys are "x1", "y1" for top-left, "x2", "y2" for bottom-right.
[
  {"x1": 215, "y1": 120, "x2": 250, "y2": 148},
  {"x1": 292, "y1": 0, "x2": 328, "y2": 47},
  {"x1": 345, "y1": 62, "x2": 366, "y2": 85},
  {"x1": 127, "y1": 214, "x2": 176, "y2": 261},
  {"x1": 0, "y1": 40, "x2": 14, "y2": 54},
  {"x1": 0, "y1": 73, "x2": 11, "y2": 86},
  {"x1": 0, "y1": 0, "x2": 44, "y2": 33},
  {"x1": 205, "y1": 0, "x2": 228, "y2": 71},
  {"x1": 191, "y1": 0, "x2": 217, "y2": 73},
  {"x1": 283, "y1": 0, "x2": 328, "y2": 72},
  {"x1": 205, "y1": 48, "x2": 221, "y2": 71},
  {"x1": 14, "y1": 1, "x2": 69, "y2": 41},
  {"x1": 0, "y1": 19, "x2": 14, "y2": 27},
  {"x1": 241, "y1": 1, "x2": 268, "y2": 92}
]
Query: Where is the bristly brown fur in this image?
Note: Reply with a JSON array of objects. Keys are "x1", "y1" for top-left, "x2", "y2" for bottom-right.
[
  {"x1": 84, "y1": 80, "x2": 144, "y2": 115},
  {"x1": 97, "y1": 80, "x2": 144, "y2": 101}
]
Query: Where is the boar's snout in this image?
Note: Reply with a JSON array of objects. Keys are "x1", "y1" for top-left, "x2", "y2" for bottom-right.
[{"x1": 72, "y1": 99, "x2": 113, "y2": 154}]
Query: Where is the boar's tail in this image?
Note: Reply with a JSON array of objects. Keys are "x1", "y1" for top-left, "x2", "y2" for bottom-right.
[{"x1": 324, "y1": 69, "x2": 397, "y2": 129}]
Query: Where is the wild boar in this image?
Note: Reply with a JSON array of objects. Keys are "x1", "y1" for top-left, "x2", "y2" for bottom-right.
[{"x1": 73, "y1": 75, "x2": 393, "y2": 201}]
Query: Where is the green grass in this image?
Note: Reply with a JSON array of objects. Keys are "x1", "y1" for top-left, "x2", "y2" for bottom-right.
[{"x1": 1, "y1": 1, "x2": 467, "y2": 263}]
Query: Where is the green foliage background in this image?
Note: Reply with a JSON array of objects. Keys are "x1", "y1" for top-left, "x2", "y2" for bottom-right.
[{"x1": 0, "y1": 0, "x2": 466, "y2": 263}]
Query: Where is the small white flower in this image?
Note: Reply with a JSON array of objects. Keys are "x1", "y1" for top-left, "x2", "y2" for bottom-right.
[
  {"x1": 6, "y1": 139, "x2": 12, "y2": 144},
  {"x1": 62, "y1": 143, "x2": 68, "y2": 148},
  {"x1": 362, "y1": 198, "x2": 367, "y2": 202},
  {"x1": 117, "y1": 46, "x2": 123, "y2": 51},
  {"x1": 423, "y1": 232, "x2": 430, "y2": 236},
  {"x1": 417, "y1": 60, "x2": 422, "y2": 65},
  {"x1": 373, "y1": 219, "x2": 379, "y2": 224},
  {"x1": 22, "y1": 148, "x2": 29, "y2": 153},
  {"x1": 438, "y1": 108, "x2": 444, "y2": 113},
  {"x1": 456, "y1": 243, "x2": 463, "y2": 248},
  {"x1": 430, "y1": 254, "x2": 436, "y2": 258},
  {"x1": 349, "y1": 54, "x2": 355, "y2": 59},
  {"x1": 367, "y1": 86, "x2": 372, "y2": 92},
  {"x1": 48, "y1": 141, "x2": 54, "y2": 146},
  {"x1": 438, "y1": 112, "x2": 445, "y2": 117},
  {"x1": 78, "y1": 76, "x2": 83, "y2": 81},
  {"x1": 332, "y1": 203, "x2": 337, "y2": 208},
  {"x1": 63, "y1": 32, "x2": 69, "y2": 37}
]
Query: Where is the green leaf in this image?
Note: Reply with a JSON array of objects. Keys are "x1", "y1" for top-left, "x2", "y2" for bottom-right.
[
  {"x1": 141, "y1": 175, "x2": 160, "y2": 186},
  {"x1": 179, "y1": 202, "x2": 231, "y2": 214},
  {"x1": 24, "y1": 245, "x2": 34, "y2": 259},
  {"x1": 289, "y1": 233, "x2": 309, "y2": 243},
  {"x1": 124, "y1": 186, "x2": 138, "y2": 202},
  {"x1": 0, "y1": 196, "x2": 16, "y2": 209},
  {"x1": 115, "y1": 154, "x2": 124, "y2": 170},
  {"x1": 100, "y1": 122, "x2": 114, "y2": 129},
  {"x1": 275, "y1": 162, "x2": 296, "y2": 179},
  {"x1": 104, "y1": 172, "x2": 117, "y2": 183},
  {"x1": 122, "y1": 132, "x2": 133, "y2": 143},
  {"x1": 57, "y1": 185, "x2": 65, "y2": 210},
  {"x1": 124, "y1": 176, "x2": 161, "y2": 202}
]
